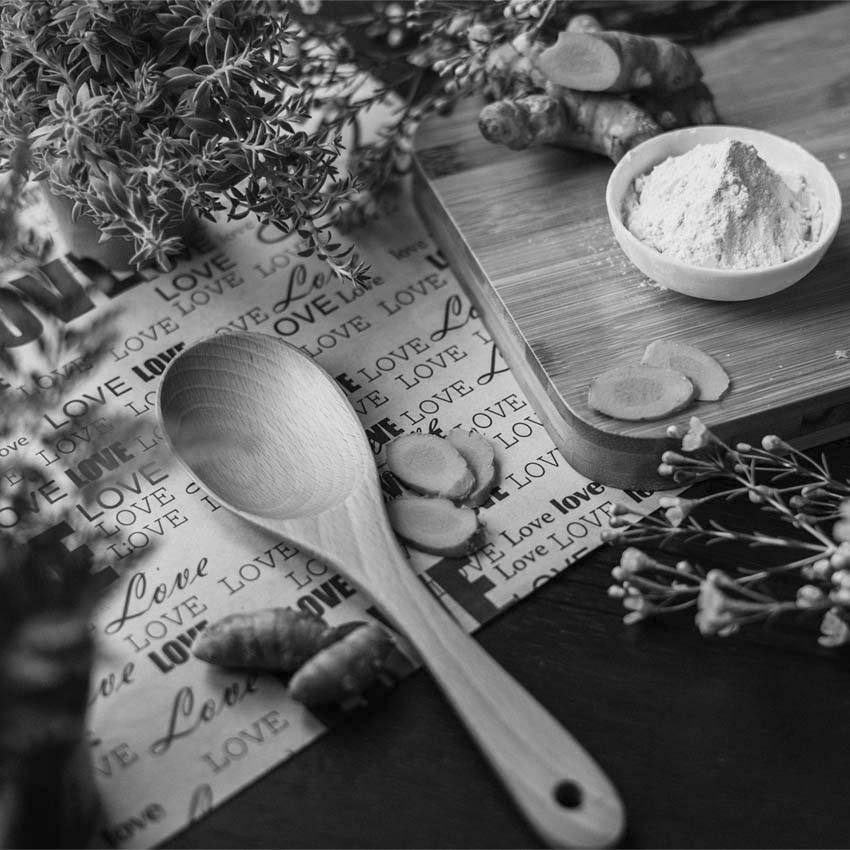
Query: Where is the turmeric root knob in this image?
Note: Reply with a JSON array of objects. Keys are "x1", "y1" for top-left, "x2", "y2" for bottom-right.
[
  {"x1": 193, "y1": 610, "x2": 399, "y2": 708},
  {"x1": 538, "y1": 29, "x2": 702, "y2": 93},
  {"x1": 192, "y1": 608, "x2": 339, "y2": 672},
  {"x1": 288, "y1": 623, "x2": 395, "y2": 707},
  {"x1": 479, "y1": 90, "x2": 660, "y2": 163}
]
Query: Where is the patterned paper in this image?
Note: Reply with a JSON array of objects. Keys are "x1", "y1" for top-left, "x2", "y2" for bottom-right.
[{"x1": 0, "y1": 184, "x2": 661, "y2": 848}]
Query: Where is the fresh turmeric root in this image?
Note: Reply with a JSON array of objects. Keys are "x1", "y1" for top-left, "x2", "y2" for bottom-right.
[
  {"x1": 193, "y1": 610, "x2": 400, "y2": 707},
  {"x1": 537, "y1": 28, "x2": 703, "y2": 93},
  {"x1": 480, "y1": 13, "x2": 717, "y2": 159},
  {"x1": 288, "y1": 623, "x2": 396, "y2": 707},
  {"x1": 479, "y1": 89, "x2": 660, "y2": 162},
  {"x1": 192, "y1": 608, "x2": 345, "y2": 672},
  {"x1": 634, "y1": 80, "x2": 720, "y2": 130}
]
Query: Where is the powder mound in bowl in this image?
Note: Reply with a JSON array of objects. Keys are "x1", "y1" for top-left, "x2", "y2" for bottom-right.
[{"x1": 622, "y1": 138, "x2": 823, "y2": 270}]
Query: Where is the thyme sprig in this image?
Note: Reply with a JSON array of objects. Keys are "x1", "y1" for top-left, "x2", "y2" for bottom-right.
[
  {"x1": 603, "y1": 417, "x2": 850, "y2": 647},
  {"x1": 0, "y1": 0, "x2": 373, "y2": 283}
]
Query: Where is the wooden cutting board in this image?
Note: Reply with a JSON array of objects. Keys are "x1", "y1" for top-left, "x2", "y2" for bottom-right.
[{"x1": 413, "y1": 4, "x2": 850, "y2": 489}]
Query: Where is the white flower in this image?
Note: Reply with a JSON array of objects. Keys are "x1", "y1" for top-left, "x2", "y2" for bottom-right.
[
  {"x1": 681, "y1": 416, "x2": 711, "y2": 452},
  {"x1": 695, "y1": 571, "x2": 740, "y2": 637},
  {"x1": 819, "y1": 608, "x2": 850, "y2": 647},
  {"x1": 833, "y1": 519, "x2": 850, "y2": 544},
  {"x1": 796, "y1": 584, "x2": 825, "y2": 608},
  {"x1": 830, "y1": 544, "x2": 850, "y2": 571},
  {"x1": 761, "y1": 434, "x2": 791, "y2": 453},
  {"x1": 659, "y1": 496, "x2": 698, "y2": 527},
  {"x1": 618, "y1": 547, "x2": 656, "y2": 573}
]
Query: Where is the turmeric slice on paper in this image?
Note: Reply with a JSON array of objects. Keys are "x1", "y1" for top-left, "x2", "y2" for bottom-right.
[
  {"x1": 386, "y1": 433, "x2": 474, "y2": 500},
  {"x1": 446, "y1": 428, "x2": 498, "y2": 507},
  {"x1": 387, "y1": 496, "x2": 483, "y2": 556},
  {"x1": 588, "y1": 363, "x2": 694, "y2": 421},
  {"x1": 640, "y1": 339, "x2": 730, "y2": 401}
]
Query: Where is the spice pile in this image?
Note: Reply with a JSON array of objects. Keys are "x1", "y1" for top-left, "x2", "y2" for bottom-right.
[{"x1": 623, "y1": 138, "x2": 823, "y2": 269}]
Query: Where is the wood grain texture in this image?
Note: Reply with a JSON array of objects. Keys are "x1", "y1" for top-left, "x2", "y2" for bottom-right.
[
  {"x1": 158, "y1": 332, "x2": 624, "y2": 849},
  {"x1": 413, "y1": 4, "x2": 850, "y2": 489}
]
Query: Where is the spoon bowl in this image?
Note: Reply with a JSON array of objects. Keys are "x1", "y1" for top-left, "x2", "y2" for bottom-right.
[
  {"x1": 158, "y1": 332, "x2": 624, "y2": 849},
  {"x1": 158, "y1": 333, "x2": 363, "y2": 519}
]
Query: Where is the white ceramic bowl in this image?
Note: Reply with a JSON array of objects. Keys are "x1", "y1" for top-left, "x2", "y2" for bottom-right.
[{"x1": 605, "y1": 125, "x2": 842, "y2": 301}]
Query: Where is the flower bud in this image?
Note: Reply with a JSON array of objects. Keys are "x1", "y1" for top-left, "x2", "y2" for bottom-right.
[
  {"x1": 619, "y1": 547, "x2": 655, "y2": 572},
  {"x1": 811, "y1": 557, "x2": 833, "y2": 579},
  {"x1": 761, "y1": 434, "x2": 790, "y2": 453},
  {"x1": 468, "y1": 23, "x2": 492, "y2": 48},
  {"x1": 796, "y1": 584, "x2": 825, "y2": 607},
  {"x1": 819, "y1": 607, "x2": 850, "y2": 647},
  {"x1": 831, "y1": 543, "x2": 850, "y2": 570}
]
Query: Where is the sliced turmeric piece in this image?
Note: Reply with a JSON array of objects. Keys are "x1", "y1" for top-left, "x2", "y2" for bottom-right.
[
  {"x1": 537, "y1": 29, "x2": 702, "y2": 94},
  {"x1": 446, "y1": 428, "x2": 498, "y2": 507},
  {"x1": 387, "y1": 495, "x2": 483, "y2": 556},
  {"x1": 588, "y1": 363, "x2": 694, "y2": 421},
  {"x1": 641, "y1": 339, "x2": 730, "y2": 401},
  {"x1": 386, "y1": 433, "x2": 474, "y2": 500}
]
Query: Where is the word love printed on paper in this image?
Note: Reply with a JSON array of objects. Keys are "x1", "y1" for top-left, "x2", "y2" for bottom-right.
[{"x1": 0, "y1": 189, "x2": 661, "y2": 849}]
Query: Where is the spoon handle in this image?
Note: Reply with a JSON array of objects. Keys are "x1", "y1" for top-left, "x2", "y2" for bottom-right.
[{"x1": 366, "y1": 532, "x2": 625, "y2": 848}]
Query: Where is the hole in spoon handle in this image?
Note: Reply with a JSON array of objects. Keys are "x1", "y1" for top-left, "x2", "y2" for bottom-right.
[{"x1": 554, "y1": 779, "x2": 583, "y2": 809}]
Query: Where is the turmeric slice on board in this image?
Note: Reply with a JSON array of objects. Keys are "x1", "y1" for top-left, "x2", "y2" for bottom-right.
[
  {"x1": 387, "y1": 496, "x2": 483, "y2": 556},
  {"x1": 386, "y1": 433, "x2": 474, "y2": 500},
  {"x1": 588, "y1": 363, "x2": 694, "y2": 421},
  {"x1": 640, "y1": 339, "x2": 730, "y2": 401},
  {"x1": 446, "y1": 428, "x2": 498, "y2": 507}
]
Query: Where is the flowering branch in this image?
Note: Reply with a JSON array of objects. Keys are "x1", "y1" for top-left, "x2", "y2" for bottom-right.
[{"x1": 603, "y1": 417, "x2": 850, "y2": 647}]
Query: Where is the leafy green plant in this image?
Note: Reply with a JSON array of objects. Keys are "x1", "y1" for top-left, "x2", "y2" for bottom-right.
[
  {"x1": 0, "y1": 0, "x2": 368, "y2": 279},
  {"x1": 0, "y1": 0, "x2": 801, "y2": 284}
]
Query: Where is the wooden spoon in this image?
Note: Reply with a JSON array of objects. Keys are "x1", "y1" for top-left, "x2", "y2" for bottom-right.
[{"x1": 157, "y1": 331, "x2": 624, "y2": 849}]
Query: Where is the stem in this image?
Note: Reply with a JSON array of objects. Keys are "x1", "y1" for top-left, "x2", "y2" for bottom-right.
[
  {"x1": 529, "y1": 0, "x2": 558, "y2": 35},
  {"x1": 737, "y1": 552, "x2": 827, "y2": 585}
]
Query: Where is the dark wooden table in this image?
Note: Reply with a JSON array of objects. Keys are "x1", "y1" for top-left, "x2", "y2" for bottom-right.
[
  {"x1": 168, "y1": 6, "x2": 850, "y2": 848},
  {"x1": 167, "y1": 436, "x2": 850, "y2": 849}
]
